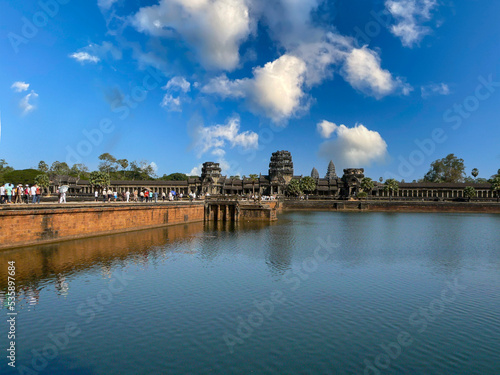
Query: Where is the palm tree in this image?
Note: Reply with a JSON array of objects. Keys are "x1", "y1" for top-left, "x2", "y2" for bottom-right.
[
  {"x1": 360, "y1": 177, "x2": 375, "y2": 196},
  {"x1": 249, "y1": 174, "x2": 259, "y2": 199},
  {"x1": 384, "y1": 179, "x2": 399, "y2": 201},
  {"x1": 471, "y1": 168, "x2": 479, "y2": 181}
]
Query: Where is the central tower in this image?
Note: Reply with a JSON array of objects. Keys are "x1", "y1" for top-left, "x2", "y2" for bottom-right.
[{"x1": 268, "y1": 150, "x2": 294, "y2": 183}]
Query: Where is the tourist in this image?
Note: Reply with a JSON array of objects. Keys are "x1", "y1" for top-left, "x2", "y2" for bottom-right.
[
  {"x1": 0, "y1": 185, "x2": 5, "y2": 204},
  {"x1": 140, "y1": 190, "x2": 144, "y2": 202},
  {"x1": 133, "y1": 190, "x2": 138, "y2": 202},
  {"x1": 24, "y1": 185, "x2": 29, "y2": 204},
  {"x1": 145, "y1": 190, "x2": 149, "y2": 203},
  {"x1": 168, "y1": 191, "x2": 173, "y2": 201},
  {"x1": 94, "y1": 190, "x2": 98, "y2": 202},
  {"x1": 113, "y1": 190, "x2": 118, "y2": 202},
  {"x1": 6, "y1": 184, "x2": 13, "y2": 203},
  {"x1": 35, "y1": 184, "x2": 41, "y2": 204},
  {"x1": 153, "y1": 191, "x2": 158, "y2": 203},
  {"x1": 162, "y1": 191, "x2": 166, "y2": 202},
  {"x1": 59, "y1": 189, "x2": 67, "y2": 203},
  {"x1": 179, "y1": 192, "x2": 183, "y2": 200},
  {"x1": 125, "y1": 190, "x2": 130, "y2": 202},
  {"x1": 107, "y1": 189, "x2": 113, "y2": 202},
  {"x1": 30, "y1": 184, "x2": 37, "y2": 204}
]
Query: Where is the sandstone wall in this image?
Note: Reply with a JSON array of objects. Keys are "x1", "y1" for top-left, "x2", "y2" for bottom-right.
[{"x1": 0, "y1": 203, "x2": 205, "y2": 249}]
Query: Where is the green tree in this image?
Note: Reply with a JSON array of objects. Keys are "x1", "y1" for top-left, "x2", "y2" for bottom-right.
[
  {"x1": 98, "y1": 153, "x2": 117, "y2": 174},
  {"x1": 38, "y1": 161, "x2": 49, "y2": 173},
  {"x1": 248, "y1": 174, "x2": 259, "y2": 197},
  {"x1": 463, "y1": 186, "x2": 476, "y2": 202},
  {"x1": 489, "y1": 176, "x2": 500, "y2": 202},
  {"x1": 158, "y1": 173, "x2": 189, "y2": 181},
  {"x1": 89, "y1": 171, "x2": 110, "y2": 191},
  {"x1": 70, "y1": 163, "x2": 89, "y2": 185},
  {"x1": 49, "y1": 161, "x2": 71, "y2": 186},
  {"x1": 423, "y1": 154, "x2": 466, "y2": 183},
  {"x1": 35, "y1": 174, "x2": 50, "y2": 195},
  {"x1": 471, "y1": 168, "x2": 479, "y2": 179},
  {"x1": 129, "y1": 160, "x2": 155, "y2": 180},
  {"x1": 360, "y1": 177, "x2": 375, "y2": 194},
  {"x1": 384, "y1": 179, "x2": 399, "y2": 200},
  {"x1": 286, "y1": 179, "x2": 302, "y2": 196},
  {"x1": 2, "y1": 169, "x2": 39, "y2": 185},
  {"x1": 299, "y1": 176, "x2": 316, "y2": 195}
]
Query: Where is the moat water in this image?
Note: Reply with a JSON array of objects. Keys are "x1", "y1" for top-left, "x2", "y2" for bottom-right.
[{"x1": 1, "y1": 211, "x2": 499, "y2": 374}]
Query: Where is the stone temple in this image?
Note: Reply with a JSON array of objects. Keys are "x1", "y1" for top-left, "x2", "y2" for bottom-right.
[{"x1": 50, "y1": 150, "x2": 497, "y2": 200}]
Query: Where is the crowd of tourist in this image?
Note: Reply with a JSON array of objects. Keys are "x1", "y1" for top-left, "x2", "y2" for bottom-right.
[
  {"x1": 94, "y1": 189, "x2": 195, "y2": 203},
  {"x1": 0, "y1": 184, "x2": 42, "y2": 204}
]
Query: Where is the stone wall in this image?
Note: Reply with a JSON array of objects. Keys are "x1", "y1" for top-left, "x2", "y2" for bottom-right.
[
  {"x1": 283, "y1": 200, "x2": 500, "y2": 213},
  {"x1": 0, "y1": 203, "x2": 205, "y2": 250}
]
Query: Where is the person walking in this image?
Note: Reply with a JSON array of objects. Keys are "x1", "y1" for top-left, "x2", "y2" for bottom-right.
[
  {"x1": 113, "y1": 190, "x2": 117, "y2": 202},
  {"x1": 133, "y1": 190, "x2": 138, "y2": 202},
  {"x1": 154, "y1": 191, "x2": 158, "y2": 203},
  {"x1": 145, "y1": 190, "x2": 149, "y2": 203},
  {"x1": 162, "y1": 191, "x2": 166, "y2": 202},
  {"x1": 35, "y1": 184, "x2": 41, "y2": 204},
  {"x1": 6, "y1": 184, "x2": 13, "y2": 203},
  {"x1": 30, "y1": 184, "x2": 37, "y2": 204},
  {"x1": 24, "y1": 185, "x2": 30, "y2": 204},
  {"x1": 0, "y1": 185, "x2": 5, "y2": 204},
  {"x1": 125, "y1": 190, "x2": 130, "y2": 202},
  {"x1": 15, "y1": 185, "x2": 24, "y2": 203},
  {"x1": 95, "y1": 190, "x2": 99, "y2": 202},
  {"x1": 140, "y1": 190, "x2": 144, "y2": 202}
]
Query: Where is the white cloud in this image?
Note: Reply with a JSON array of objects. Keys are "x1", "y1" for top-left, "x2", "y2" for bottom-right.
[
  {"x1": 189, "y1": 164, "x2": 202, "y2": 176},
  {"x1": 150, "y1": 162, "x2": 158, "y2": 173},
  {"x1": 132, "y1": 0, "x2": 252, "y2": 71},
  {"x1": 69, "y1": 52, "x2": 101, "y2": 64},
  {"x1": 317, "y1": 120, "x2": 337, "y2": 139},
  {"x1": 164, "y1": 76, "x2": 191, "y2": 93},
  {"x1": 19, "y1": 90, "x2": 39, "y2": 115},
  {"x1": 70, "y1": 42, "x2": 122, "y2": 65},
  {"x1": 203, "y1": 54, "x2": 308, "y2": 122},
  {"x1": 98, "y1": 0, "x2": 118, "y2": 11},
  {"x1": 342, "y1": 46, "x2": 412, "y2": 98},
  {"x1": 11, "y1": 81, "x2": 29, "y2": 92},
  {"x1": 318, "y1": 121, "x2": 388, "y2": 167},
  {"x1": 161, "y1": 76, "x2": 192, "y2": 111},
  {"x1": 385, "y1": 0, "x2": 438, "y2": 47},
  {"x1": 193, "y1": 116, "x2": 258, "y2": 157},
  {"x1": 161, "y1": 94, "x2": 182, "y2": 111},
  {"x1": 421, "y1": 83, "x2": 450, "y2": 98}
]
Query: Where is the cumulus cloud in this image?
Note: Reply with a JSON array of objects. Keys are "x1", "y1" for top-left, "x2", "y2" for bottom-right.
[
  {"x1": 342, "y1": 46, "x2": 412, "y2": 98},
  {"x1": 164, "y1": 76, "x2": 191, "y2": 93},
  {"x1": 317, "y1": 120, "x2": 337, "y2": 139},
  {"x1": 132, "y1": 0, "x2": 252, "y2": 71},
  {"x1": 192, "y1": 116, "x2": 258, "y2": 157},
  {"x1": 318, "y1": 121, "x2": 388, "y2": 167},
  {"x1": 11, "y1": 81, "x2": 29, "y2": 92},
  {"x1": 19, "y1": 90, "x2": 39, "y2": 115},
  {"x1": 421, "y1": 83, "x2": 450, "y2": 98},
  {"x1": 203, "y1": 54, "x2": 308, "y2": 122},
  {"x1": 70, "y1": 52, "x2": 101, "y2": 64},
  {"x1": 385, "y1": 0, "x2": 438, "y2": 47}
]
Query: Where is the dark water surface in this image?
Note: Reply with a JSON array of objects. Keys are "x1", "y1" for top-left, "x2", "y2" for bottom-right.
[{"x1": 1, "y1": 211, "x2": 499, "y2": 374}]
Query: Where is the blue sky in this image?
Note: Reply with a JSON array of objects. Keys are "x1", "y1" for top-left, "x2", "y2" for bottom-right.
[{"x1": 1, "y1": 0, "x2": 499, "y2": 180}]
